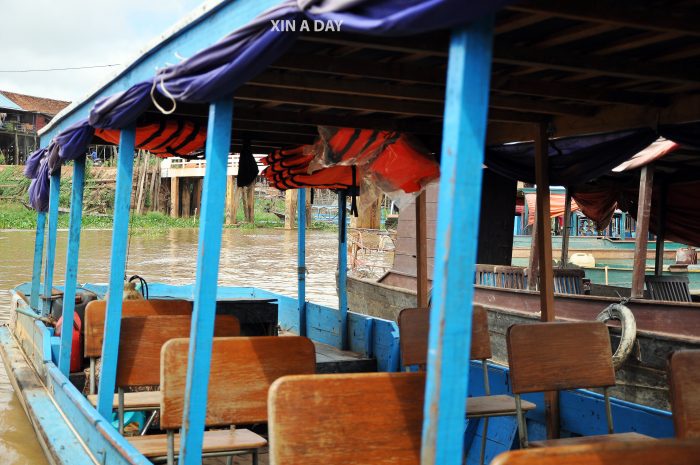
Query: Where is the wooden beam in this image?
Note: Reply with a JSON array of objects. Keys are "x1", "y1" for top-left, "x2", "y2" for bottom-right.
[
  {"x1": 495, "y1": 12, "x2": 546, "y2": 34},
  {"x1": 631, "y1": 165, "x2": 654, "y2": 298},
  {"x1": 534, "y1": 123, "x2": 559, "y2": 442},
  {"x1": 654, "y1": 183, "x2": 668, "y2": 276},
  {"x1": 509, "y1": 0, "x2": 700, "y2": 37},
  {"x1": 416, "y1": 191, "x2": 428, "y2": 308},
  {"x1": 533, "y1": 23, "x2": 617, "y2": 48},
  {"x1": 492, "y1": 43, "x2": 700, "y2": 85}
]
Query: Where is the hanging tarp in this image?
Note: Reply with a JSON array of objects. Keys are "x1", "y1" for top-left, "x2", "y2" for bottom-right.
[{"x1": 525, "y1": 193, "x2": 580, "y2": 226}]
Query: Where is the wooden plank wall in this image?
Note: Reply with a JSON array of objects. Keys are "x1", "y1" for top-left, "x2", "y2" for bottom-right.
[{"x1": 392, "y1": 170, "x2": 517, "y2": 284}]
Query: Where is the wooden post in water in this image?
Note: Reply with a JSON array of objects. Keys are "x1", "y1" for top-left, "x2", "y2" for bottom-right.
[
  {"x1": 632, "y1": 166, "x2": 654, "y2": 298},
  {"x1": 421, "y1": 20, "x2": 493, "y2": 465},
  {"x1": 170, "y1": 176, "x2": 180, "y2": 218},
  {"x1": 655, "y1": 183, "x2": 667, "y2": 276},
  {"x1": 338, "y1": 190, "x2": 349, "y2": 349},
  {"x1": 561, "y1": 189, "x2": 572, "y2": 266},
  {"x1": 416, "y1": 191, "x2": 429, "y2": 308},
  {"x1": 527, "y1": 216, "x2": 539, "y2": 291},
  {"x1": 534, "y1": 123, "x2": 559, "y2": 440},
  {"x1": 97, "y1": 127, "x2": 136, "y2": 419},
  {"x1": 225, "y1": 176, "x2": 235, "y2": 224},
  {"x1": 285, "y1": 189, "x2": 298, "y2": 229}
]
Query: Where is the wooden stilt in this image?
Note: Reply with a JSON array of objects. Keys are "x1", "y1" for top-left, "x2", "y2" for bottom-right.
[
  {"x1": 416, "y1": 191, "x2": 429, "y2": 308},
  {"x1": 534, "y1": 123, "x2": 559, "y2": 441},
  {"x1": 231, "y1": 178, "x2": 241, "y2": 223},
  {"x1": 181, "y1": 179, "x2": 192, "y2": 218},
  {"x1": 225, "y1": 176, "x2": 235, "y2": 224},
  {"x1": 148, "y1": 157, "x2": 158, "y2": 212},
  {"x1": 170, "y1": 177, "x2": 180, "y2": 218},
  {"x1": 136, "y1": 152, "x2": 149, "y2": 215},
  {"x1": 242, "y1": 184, "x2": 255, "y2": 223},
  {"x1": 561, "y1": 189, "x2": 572, "y2": 266},
  {"x1": 632, "y1": 166, "x2": 655, "y2": 298},
  {"x1": 285, "y1": 189, "x2": 298, "y2": 229}
]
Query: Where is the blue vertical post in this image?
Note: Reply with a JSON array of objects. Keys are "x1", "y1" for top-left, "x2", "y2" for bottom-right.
[
  {"x1": 58, "y1": 156, "x2": 86, "y2": 375},
  {"x1": 96, "y1": 128, "x2": 136, "y2": 419},
  {"x1": 30, "y1": 211, "x2": 47, "y2": 310},
  {"x1": 421, "y1": 19, "x2": 493, "y2": 465},
  {"x1": 338, "y1": 190, "x2": 348, "y2": 349},
  {"x1": 297, "y1": 188, "x2": 307, "y2": 336},
  {"x1": 42, "y1": 168, "x2": 61, "y2": 316},
  {"x1": 179, "y1": 98, "x2": 233, "y2": 465}
]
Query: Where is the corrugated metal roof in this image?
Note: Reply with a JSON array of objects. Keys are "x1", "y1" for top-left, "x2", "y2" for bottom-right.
[{"x1": 0, "y1": 92, "x2": 23, "y2": 111}]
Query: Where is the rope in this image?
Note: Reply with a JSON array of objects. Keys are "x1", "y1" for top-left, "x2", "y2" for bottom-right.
[{"x1": 150, "y1": 74, "x2": 177, "y2": 115}]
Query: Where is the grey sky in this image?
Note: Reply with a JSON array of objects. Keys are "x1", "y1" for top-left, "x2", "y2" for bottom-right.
[{"x1": 0, "y1": 0, "x2": 205, "y2": 102}]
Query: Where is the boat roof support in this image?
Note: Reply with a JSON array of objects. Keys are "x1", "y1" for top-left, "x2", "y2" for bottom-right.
[
  {"x1": 631, "y1": 165, "x2": 654, "y2": 298},
  {"x1": 416, "y1": 191, "x2": 429, "y2": 308},
  {"x1": 533, "y1": 123, "x2": 560, "y2": 439},
  {"x1": 178, "y1": 97, "x2": 233, "y2": 465},
  {"x1": 421, "y1": 19, "x2": 493, "y2": 465},
  {"x1": 30, "y1": 211, "x2": 46, "y2": 310},
  {"x1": 42, "y1": 168, "x2": 61, "y2": 316},
  {"x1": 96, "y1": 127, "x2": 136, "y2": 419},
  {"x1": 58, "y1": 155, "x2": 86, "y2": 375},
  {"x1": 298, "y1": 188, "x2": 307, "y2": 336},
  {"x1": 338, "y1": 190, "x2": 349, "y2": 350},
  {"x1": 561, "y1": 190, "x2": 572, "y2": 267},
  {"x1": 654, "y1": 183, "x2": 668, "y2": 277}
]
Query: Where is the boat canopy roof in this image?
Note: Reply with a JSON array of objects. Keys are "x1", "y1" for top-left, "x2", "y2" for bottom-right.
[{"x1": 25, "y1": 0, "x2": 700, "y2": 212}]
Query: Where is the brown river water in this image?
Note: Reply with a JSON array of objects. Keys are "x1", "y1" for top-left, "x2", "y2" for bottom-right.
[{"x1": 0, "y1": 227, "x2": 340, "y2": 464}]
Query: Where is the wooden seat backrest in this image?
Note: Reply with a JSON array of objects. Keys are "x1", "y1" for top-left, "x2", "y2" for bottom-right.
[
  {"x1": 398, "y1": 305, "x2": 490, "y2": 367},
  {"x1": 490, "y1": 438, "x2": 700, "y2": 465},
  {"x1": 494, "y1": 265, "x2": 527, "y2": 290},
  {"x1": 552, "y1": 268, "x2": 585, "y2": 295},
  {"x1": 84, "y1": 299, "x2": 192, "y2": 358},
  {"x1": 507, "y1": 322, "x2": 615, "y2": 394},
  {"x1": 669, "y1": 350, "x2": 700, "y2": 438},
  {"x1": 160, "y1": 336, "x2": 315, "y2": 430},
  {"x1": 268, "y1": 372, "x2": 424, "y2": 465},
  {"x1": 116, "y1": 314, "x2": 239, "y2": 388},
  {"x1": 645, "y1": 275, "x2": 692, "y2": 302}
]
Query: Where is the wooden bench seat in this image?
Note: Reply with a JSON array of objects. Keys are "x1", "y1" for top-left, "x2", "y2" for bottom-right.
[
  {"x1": 467, "y1": 395, "x2": 535, "y2": 419},
  {"x1": 398, "y1": 306, "x2": 534, "y2": 464},
  {"x1": 128, "y1": 428, "x2": 267, "y2": 459},
  {"x1": 491, "y1": 438, "x2": 700, "y2": 465},
  {"x1": 83, "y1": 299, "x2": 193, "y2": 394},
  {"x1": 88, "y1": 390, "x2": 161, "y2": 411},
  {"x1": 269, "y1": 372, "x2": 424, "y2": 465},
  {"x1": 112, "y1": 314, "x2": 240, "y2": 432},
  {"x1": 137, "y1": 336, "x2": 316, "y2": 464},
  {"x1": 530, "y1": 431, "x2": 651, "y2": 448},
  {"x1": 669, "y1": 350, "x2": 700, "y2": 439},
  {"x1": 507, "y1": 322, "x2": 653, "y2": 448}
]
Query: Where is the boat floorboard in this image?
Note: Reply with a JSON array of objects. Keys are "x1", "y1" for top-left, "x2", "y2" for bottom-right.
[{"x1": 281, "y1": 331, "x2": 376, "y2": 374}]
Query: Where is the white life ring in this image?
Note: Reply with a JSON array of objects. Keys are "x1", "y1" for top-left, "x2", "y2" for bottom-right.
[{"x1": 596, "y1": 303, "x2": 636, "y2": 370}]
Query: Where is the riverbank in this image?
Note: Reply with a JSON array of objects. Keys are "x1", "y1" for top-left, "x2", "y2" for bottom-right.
[{"x1": 0, "y1": 203, "x2": 336, "y2": 231}]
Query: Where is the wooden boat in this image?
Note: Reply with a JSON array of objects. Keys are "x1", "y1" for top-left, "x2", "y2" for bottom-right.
[{"x1": 4, "y1": 1, "x2": 700, "y2": 464}]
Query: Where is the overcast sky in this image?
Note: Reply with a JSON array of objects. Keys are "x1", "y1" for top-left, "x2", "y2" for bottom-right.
[{"x1": 0, "y1": 0, "x2": 205, "y2": 102}]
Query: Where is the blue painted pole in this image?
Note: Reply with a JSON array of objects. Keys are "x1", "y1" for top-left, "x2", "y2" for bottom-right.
[
  {"x1": 421, "y1": 20, "x2": 494, "y2": 465},
  {"x1": 42, "y1": 168, "x2": 62, "y2": 316},
  {"x1": 96, "y1": 128, "x2": 136, "y2": 419},
  {"x1": 297, "y1": 188, "x2": 307, "y2": 336},
  {"x1": 179, "y1": 98, "x2": 233, "y2": 465},
  {"x1": 58, "y1": 156, "x2": 86, "y2": 376},
  {"x1": 338, "y1": 190, "x2": 348, "y2": 349},
  {"x1": 30, "y1": 211, "x2": 47, "y2": 310}
]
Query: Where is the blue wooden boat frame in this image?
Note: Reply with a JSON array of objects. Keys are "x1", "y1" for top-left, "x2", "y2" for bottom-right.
[{"x1": 3, "y1": 1, "x2": 695, "y2": 464}]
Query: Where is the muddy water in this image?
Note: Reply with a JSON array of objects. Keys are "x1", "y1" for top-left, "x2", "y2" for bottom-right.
[{"x1": 0, "y1": 227, "x2": 340, "y2": 464}]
